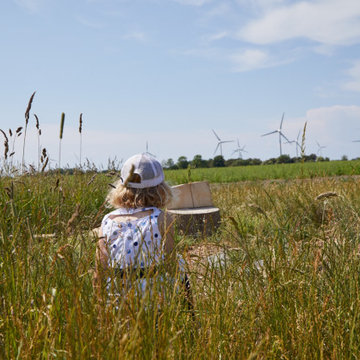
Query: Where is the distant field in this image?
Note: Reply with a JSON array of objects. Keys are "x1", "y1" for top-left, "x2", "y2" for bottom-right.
[{"x1": 165, "y1": 160, "x2": 360, "y2": 184}]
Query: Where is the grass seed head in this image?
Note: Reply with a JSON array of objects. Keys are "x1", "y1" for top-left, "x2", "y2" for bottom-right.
[
  {"x1": 34, "y1": 114, "x2": 40, "y2": 131},
  {"x1": 0, "y1": 129, "x2": 9, "y2": 159},
  {"x1": 79, "y1": 113, "x2": 83, "y2": 133},
  {"x1": 25, "y1": 91, "x2": 36, "y2": 125},
  {"x1": 59, "y1": 113, "x2": 65, "y2": 139}
]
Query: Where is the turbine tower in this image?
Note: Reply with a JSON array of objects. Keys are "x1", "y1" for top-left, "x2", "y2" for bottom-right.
[
  {"x1": 232, "y1": 139, "x2": 247, "y2": 159},
  {"x1": 212, "y1": 129, "x2": 234, "y2": 157},
  {"x1": 286, "y1": 130, "x2": 301, "y2": 157},
  {"x1": 261, "y1": 113, "x2": 290, "y2": 156},
  {"x1": 145, "y1": 141, "x2": 155, "y2": 157},
  {"x1": 316, "y1": 141, "x2": 326, "y2": 157}
]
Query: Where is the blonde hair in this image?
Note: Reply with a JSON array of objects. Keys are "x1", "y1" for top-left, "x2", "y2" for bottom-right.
[{"x1": 107, "y1": 180, "x2": 173, "y2": 209}]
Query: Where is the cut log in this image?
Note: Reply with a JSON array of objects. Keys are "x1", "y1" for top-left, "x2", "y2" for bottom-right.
[{"x1": 167, "y1": 206, "x2": 221, "y2": 237}]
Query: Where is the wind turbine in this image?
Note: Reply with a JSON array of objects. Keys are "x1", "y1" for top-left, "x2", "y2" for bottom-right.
[
  {"x1": 232, "y1": 139, "x2": 247, "y2": 159},
  {"x1": 261, "y1": 113, "x2": 290, "y2": 156},
  {"x1": 286, "y1": 130, "x2": 301, "y2": 157},
  {"x1": 212, "y1": 129, "x2": 234, "y2": 157},
  {"x1": 145, "y1": 141, "x2": 155, "y2": 157},
  {"x1": 316, "y1": 141, "x2": 326, "y2": 157}
]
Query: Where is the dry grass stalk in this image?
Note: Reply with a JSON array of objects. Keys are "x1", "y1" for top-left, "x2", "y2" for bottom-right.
[
  {"x1": 79, "y1": 113, "x2": 83, "y2": 133},
  {"x1": 40, "y1": 148, "x2": 49, "y2": 172},
  {"x1": 87, "y1": 174, "x2": 97, "y2": 186},
  {"x1": 247, "y1": 202, "x2": 268, "y2": 218},
  {"x1": 59, "y1": 113, "x2": 65, "y2": 140},
  {"x1": 66, "y1": 203, "x2": 81, "y2": 234},
  {"x1": 123, "y1": 164, "x2": 135, "y2": 187},
  {"x1": 301, "y1": 121, "x2": 307, "y2": 162},
  {"x1": 34, "y1": 114, "x2": 40, "y2": 131},
  {"x1": 34, "y1": 114, "x2": 41, "y2": 171},
  {"x1": 79, "y1": 113, "x2": 83, "y2": 168},
  {"x1": 25, "y1": 92, "x2": 36, "y2": 124},
  {"x1": 0, "y1": 129, "x2": 9, "y2": 159},
  {"x1": 59, "y1": 113, "x2": 65, "y2": 169},
  {"x1": 22, "y1": 91, "x2": 36, "y2": 173},
  {"x1": 41, "y1": 157, "x2": 49, "y2": 172},
  {"x1": 316, "y1": 192, "x2": 338, "y2": 201}
]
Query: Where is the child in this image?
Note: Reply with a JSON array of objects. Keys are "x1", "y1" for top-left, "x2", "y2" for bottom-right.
[{"x1": 94, "y1": 153, "x2": 192, "y2": 307}]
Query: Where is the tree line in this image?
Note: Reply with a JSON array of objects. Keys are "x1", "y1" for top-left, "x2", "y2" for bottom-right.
[{"x1": 161, "y1": 154, "x2": 336, "y2": 170}]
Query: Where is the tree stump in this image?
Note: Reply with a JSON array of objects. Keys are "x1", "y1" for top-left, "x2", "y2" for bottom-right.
[{"x1": 167, "y1": 206, "x2": 221, "y2": 237}]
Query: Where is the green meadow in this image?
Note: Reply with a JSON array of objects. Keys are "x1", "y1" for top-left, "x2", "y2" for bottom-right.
[
  {"x1": 1, "y1": 167, "x2": 360, "y2": 358},
  {"x1": 165, "y1": 160, "x2": 360, "y2": 184}
]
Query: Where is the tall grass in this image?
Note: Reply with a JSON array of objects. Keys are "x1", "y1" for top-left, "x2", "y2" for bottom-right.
[
  {"x1": 79, "y1": 113, "x2": 83, "y2": 169},
  {"x1": 21, "y1": 92, "x2": 36, "y2": 174},
  {"x1": 58, "y1": 113, "x2": 65, "y2": 170},
  {"x1": 1, "y1": 172, "x2": 360, "y2": 358}
]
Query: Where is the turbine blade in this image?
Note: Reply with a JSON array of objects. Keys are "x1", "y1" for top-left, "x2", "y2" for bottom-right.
[
  {"x1": 214, "y1": 143, "x2": 220, "y2": 155},
  {"x1": 262, "y1": 130, "x2": 277, "y2": 136},
  {"x1": 280, "y1": 132, "x2": 290, "y2": 143},
  {"x1": 221, "y1": 140, "x2": 234, "y2": 144},
  {"x1": 280, "y1": 112, "x2": 285, "y2": 129},
  {"x1": 212, "y1": 129, "x2": 221, "y2": 141}
]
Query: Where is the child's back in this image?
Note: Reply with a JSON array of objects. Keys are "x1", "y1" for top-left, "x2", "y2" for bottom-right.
[{"x1": 94, "y1": 154, "x2": 187, "y2": 300}]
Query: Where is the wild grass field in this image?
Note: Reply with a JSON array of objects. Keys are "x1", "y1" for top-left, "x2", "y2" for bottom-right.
[
  {"x1": 1, "y1": 170, "x2": 360, "y2": 359},
  {"x1": 165, "y1": 160, "x2": 360, "y2": 184}
]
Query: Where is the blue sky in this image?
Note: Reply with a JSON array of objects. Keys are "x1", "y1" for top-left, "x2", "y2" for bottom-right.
[{"x1": 1, "y1": 0, "x2": 360, "y2": 167}]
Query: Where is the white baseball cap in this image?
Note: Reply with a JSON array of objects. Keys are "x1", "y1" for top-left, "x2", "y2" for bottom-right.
[{"x1": 120, "y1": 153, "x2": 165, "y2": 189}]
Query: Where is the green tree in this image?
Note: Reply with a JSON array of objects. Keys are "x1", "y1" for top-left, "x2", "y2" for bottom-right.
[
  {"x1": 162, "y1": 158, "x2": 176, "y2": 169},
  {"x1": 177, "y1": 156, "x2": 189, "y2": 169},
  {"x1": 213, "y1": 155, "x2": 225, "y2": 167},
  {"x1": 276, "y1": 154, "x2": 292, "y2": 164},
  {"x1": 191, "y1": 154, "x2": 207, "y2": 168}
]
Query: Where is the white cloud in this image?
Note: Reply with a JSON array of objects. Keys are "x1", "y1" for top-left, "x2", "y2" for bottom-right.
[
  {"x1": 14, "y1": 0, "x2": 44, "y2": 12},
  {"x1": 173, "y1": 0, "x2": 211, "y2": 6},
  {"x1": 237, "y1": 0, "x2": 360, "y2": 46},
  {"x1": 76, "y1": 16, "x2": 105, "y2": 29},
  {"x1": 343, "y1": 61, "x2": 360, "y2": 92},
  {"x1": 203, "y1": 2, "x2": 231, "y2": 18},
  {"x1": 229, "y1": 48, "x2": 291, "y2": 72},
  {"x1": 122, "y1": 32, "x2": 146, "y2": 41},
  {"x1": 278, "y1": 105, "x2": 360, "y2": 158},
  {"x1": 230, "y1": 49, "x2": 269, "y2": 71},
  {"x1": 179, "y1": 45, "x2": 293, "y2": 72},
  {"x1": 205, "y1": 31, "x2": 229, "y2": 42},
  {"x1": 236, "y1": 0, "x2": 288, "y2": 13}
]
